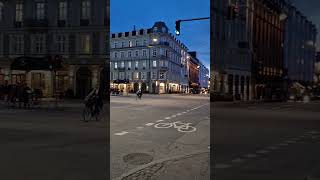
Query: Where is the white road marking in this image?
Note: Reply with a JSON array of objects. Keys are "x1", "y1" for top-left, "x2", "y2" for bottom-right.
[
  {"x1": 136, "y1": 127, "x2": 144, "y2": 129},
  {"x1": 215, "y1": 164, "x2": 232, "y2": 169},
  {"x1": 245, "y1": 154, "x2": 258, "y2": 158},
  {"x1": 156, "y1": 120, "x2": 164, "y2": 122},
  {"x1": 182, "y1": 112, "x2": 187, "y2": 114},
  {"x1": 231, "y1": 158, "x2": 245, "y2": 163},
  {"x1": 256, "y1": 150, "x2": 269, "y2": 154},
  {"x1": 165, "y1": 117, "x2": 171, "y2": 120},
  {"x1": 114, "y1": 131, "x2": 129, "y2": 136},
  {"x1": 267, "y1": 146, "x2": 279, "y2": 150},
  {"x1": 145, "y1": 123, "x2": 155, "y2": 126},
  {"x1": 279, "y1": 143, "x2": 289, "y2": 146},
  {"x1": 171, "y1": 115, "x2": 177, "y2": 118},
  {"x1": 176, "y1": 113, "x2": 182, "y2": 116}
]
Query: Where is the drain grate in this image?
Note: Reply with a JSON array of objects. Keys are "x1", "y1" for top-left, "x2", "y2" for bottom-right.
[{"x1": 123, "y1": 153, "x2": 153, "y2": 165}]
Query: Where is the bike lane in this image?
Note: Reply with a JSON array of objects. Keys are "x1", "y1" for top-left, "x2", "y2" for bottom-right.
[{"x1": 111, "y1": 99, "x2": 210, "y2": 179}]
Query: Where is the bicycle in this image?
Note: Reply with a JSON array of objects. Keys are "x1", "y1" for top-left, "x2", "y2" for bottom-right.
[
  {"x1": 154, "y1": 121, "x2": 196, "y2": 133},
  {"x1": 82, "y1": 95, "x2": 103, "y2": 122}
]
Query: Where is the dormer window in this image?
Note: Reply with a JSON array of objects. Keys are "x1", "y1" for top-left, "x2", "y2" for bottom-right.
[{"x1": 153, "y1": 27, "x2": 158, "y2": 32}]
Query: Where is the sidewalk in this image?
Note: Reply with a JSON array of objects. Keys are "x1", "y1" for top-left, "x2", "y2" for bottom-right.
[{"x1": 115, "y1": 151, "x2": 210, "y2": 180}]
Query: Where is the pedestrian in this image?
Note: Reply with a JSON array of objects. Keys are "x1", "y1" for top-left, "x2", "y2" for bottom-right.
[
  {"x1": 22, "y1": 83, "x2": 31, "y2": 109},
  {"x1": 16, "y1": 81, "x2": 24, "y2": 108}
]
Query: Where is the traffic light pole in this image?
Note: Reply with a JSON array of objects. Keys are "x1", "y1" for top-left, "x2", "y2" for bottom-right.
[
  {"x1": 178, "y1": 17, "x2": 210, "y2": 22},
  {"x1": 175, "y1": 17, "x2": 210, "y2": 35}
]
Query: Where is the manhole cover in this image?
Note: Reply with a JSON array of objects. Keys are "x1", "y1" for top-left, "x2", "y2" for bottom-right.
[{"x1": 123, "y1": 153, "x2": 153, "y2": 165}]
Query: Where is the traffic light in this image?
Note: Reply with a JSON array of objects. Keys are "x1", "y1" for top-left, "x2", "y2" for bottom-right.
[{"x1": 175, "y1": 20, "x2": 181, "y2": 35}]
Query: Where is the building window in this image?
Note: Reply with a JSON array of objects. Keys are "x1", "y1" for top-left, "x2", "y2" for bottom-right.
[
  {"x1": 81, "y1": 0, "x2": 91, "y2": 20},
  {"x1": 141, "y1": 72, "x2": 146, "y2": 79},
  {"x1": 56, "y1": 35, "x2": 66, "y2": 53},
  {"x1": 135, "y1": 50, "x2": 139, "y2": 57},
  {"x1": 134, "y1": 72, "x2": 139, "y2": 79},
  {"x1": 160, "y1": 72, "x2": 165, "y2": 79},
  {"x1": 129, "y1": 40, "x2": 132, "y2": 47},
  {"x1": 11, "y1": 35, "x2": 24, "y2": 54},
  {"x1": 34, "y1": 34, "x2": 46, "y2": 54},
  {"x1": 80, "y1": 34, "x2": 91, "y2": 54},
  {"x1": 0, "y1": 2, "x2": 3, "y2": 22},
  {"x1": 121, "y1": 52, "x2": 124, "y2": 58},
  {"x1": 114, "y1": 52, "x2": 118, "y2": 58},
  {"x1": 31, "y1": 73, "x2": 45, "y2": 89},
  {"x1": 135, "y1": 61, "x2": 139, "y2": 68},
  {"x1": 153, "y1": 49, "x2": 157, "y2": 56},
  {"x1": 135, "y1": 40, "x2": 139, "y2": 46},
  {"x1": 119, "y1": 72, "x2": 125, "y2": 80},
  {"x1": 36, "y1": 2, "x2": 46, "y2": 20},
  {"x1": 160, "y1": 60, "x2": 164, "y2": 67},
  {"x1": 114, "y1": 62, "x2": 118, "y2": 69},
  {"x1": 120, "y1": 61, "x2": 124, "y2": 68},
  {"x1": 152, "y1": 72, "x2": 157, "y2": 79},
  {"x1": 143, "y1": 50, "x2": 147, "y2": 57},
  {"x1": 143, "y1": 39, "x2": 147, "y2": 46},
  {"x1": 153, "y1": 60, "x2": 157, "y2": 67},
  {"x1": 142, "y1": 61, "x2": 146, "y2": 68},
  {"x1": 121, "y1": 41, "x2": 125, "y2": 47},
  {"x1": 128, "y1": 51, "x2": 132, "y2": 57},
  {"x1": 114, "y1": 42, "x2": 117, "y2": 48},
  {"x1": 127, "y1": 72, "x2": 132, "y2": 80},
  {"x1": 58, "y1": 1, "x2": 67, "y2": 20},
  {"x1": 15, "y1": 3, "x2": 23, "y2": 22},
  {"x1": 128, "y1": 61, "x2": 131, "y2": 69}
]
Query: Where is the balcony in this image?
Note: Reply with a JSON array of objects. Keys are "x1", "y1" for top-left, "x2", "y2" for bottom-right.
[
  {"x1": 24, "y1": 19, "x2": 49, "y2": 27},
  {"x1": 160, "y1": 66, "x2": 168, "y2": 71}
]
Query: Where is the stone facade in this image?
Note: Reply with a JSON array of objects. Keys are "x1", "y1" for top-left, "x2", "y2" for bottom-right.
[{"x1": 0, "y1": 0, "x2": 108, "y2": 98}]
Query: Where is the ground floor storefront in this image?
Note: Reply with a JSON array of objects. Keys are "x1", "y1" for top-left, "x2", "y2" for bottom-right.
[
  {"x1": 0, "y1": 65, "x2": 103, "y2": 98},
  {"x1": 211, "y1": 70, "x2": 252, "y2": 101},
  {"x1": 110, "y1": 80, "x2": 190, "y2": 94}
]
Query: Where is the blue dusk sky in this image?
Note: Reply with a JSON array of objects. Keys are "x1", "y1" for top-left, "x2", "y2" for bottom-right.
[{"x1": 110, "y1": 0, "x2": 210, "y2": 70}]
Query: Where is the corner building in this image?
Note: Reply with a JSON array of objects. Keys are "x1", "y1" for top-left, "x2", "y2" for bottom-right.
[
  {"x1": 0, "y1": 0, "x2": 108, "y2": 98},
  {"x1": 110, "y1": 22, "x2": 190, "y2": 94}
]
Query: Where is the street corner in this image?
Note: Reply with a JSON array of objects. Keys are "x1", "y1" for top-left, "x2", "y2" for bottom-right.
[{"x1": 115, "y1": 151, "x2": 210, "y2": 180}]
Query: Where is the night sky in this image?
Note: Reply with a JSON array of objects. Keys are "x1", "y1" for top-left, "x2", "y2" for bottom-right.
[
  {"x1": 291, "y1": 0, "x2": 320, "y2": 51},
  {"x1": 110, "y1": 0, "x2": 210, "y2": 70}
]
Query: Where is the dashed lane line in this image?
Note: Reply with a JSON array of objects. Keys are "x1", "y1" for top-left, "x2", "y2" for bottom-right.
[
  {"x1": 156, "y1": 120, "x2": 164, "y2": 122},
  {"x1": 114, "y1": 131, "x2": 129, "y2": 136},
  {"x1": 145, "y1": 123, "x2": 155, "y2": 126}
]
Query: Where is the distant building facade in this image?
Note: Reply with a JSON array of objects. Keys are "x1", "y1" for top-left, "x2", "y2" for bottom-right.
[
  {"x1": 284, "y1": 3, "x2": 317, "y2": 86},
  {"x1": 110, "y1": 22, "x2": 191, "y2": 94},
  {"x1": 212, "y1": 0, "x2": 252, "y2": 100},
  {"x1": 0, "y1": 0, "x2": 108, "y2": 98}
]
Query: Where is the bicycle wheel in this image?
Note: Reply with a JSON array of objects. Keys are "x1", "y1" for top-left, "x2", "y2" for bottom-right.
[
  {"x1": 177, "y1": 125, "x2": 196, "y2": 133},
  {"x1": 82, "y1": 108, "x2": 91, "y2": 122},
  {"x1": 154, "y1": 123, "x2": 172, "y2": 128}
]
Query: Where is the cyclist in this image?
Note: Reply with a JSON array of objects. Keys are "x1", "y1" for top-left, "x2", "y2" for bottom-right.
[
  {"x1": 84, "y1": 88, "x2": 103, "y2": 121},
  {"x1": 136, "y1": 89, "x2": 142, "y2": 100}
]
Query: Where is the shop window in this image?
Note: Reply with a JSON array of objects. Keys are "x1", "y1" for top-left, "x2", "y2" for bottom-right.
[{"x1": 31, "y1": 73, "x2": 45, "y2": 89}]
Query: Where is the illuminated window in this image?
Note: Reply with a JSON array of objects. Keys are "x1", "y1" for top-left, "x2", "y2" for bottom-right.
[
  {"x1": 81, "y1": 0, "x2": 91, "y2": 19},
  {"x1": 15, "y1": 3, "x2": 23, "y2": 22},
  {"x1": 31, "y1": 73, "x2": 45, "y2": 89},
  {"x1": 36, "y1": 2, "x2": 46, "y2": 20},
  {"x1": 58, "y1": 1, "x2": 67, "y2": 20},
  {"x1": 152, "y1": 60, "x2": 157, "y2": 67},
  {"x1": 80, "y1": 34, "x2": 91, "y2": 54}
]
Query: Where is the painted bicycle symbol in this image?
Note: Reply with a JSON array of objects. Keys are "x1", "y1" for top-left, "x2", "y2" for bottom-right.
[{"x1": 154, "y1": 121, "x2": 196, "y2": 133}]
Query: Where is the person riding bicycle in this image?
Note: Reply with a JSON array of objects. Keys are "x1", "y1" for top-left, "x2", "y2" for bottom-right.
[
  {"x1": 84, "y1": 88, "x2": 103, "y2": 120},
  {"x1": 136, "y1": 89, "x2": 142, "y2": 100}
]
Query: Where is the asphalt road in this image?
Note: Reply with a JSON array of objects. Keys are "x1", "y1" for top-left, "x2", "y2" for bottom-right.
[
  {"x1": 110, "y1": 94, "x2": 210, "y2": 179},
  {"x1": 213, "y1": 101, "x2": 320, "y2": 180},
  {"x1": 0, "y1": 104, "x2": 108, "y2": 180}
]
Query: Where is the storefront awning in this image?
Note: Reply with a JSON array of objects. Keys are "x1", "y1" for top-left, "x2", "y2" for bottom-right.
[{"x1": 113, "y1": 79, "x2": 130, "y2": 84}]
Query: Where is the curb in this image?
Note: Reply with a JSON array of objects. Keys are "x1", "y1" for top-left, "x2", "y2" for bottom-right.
[{"x1": 112, "y1": 150, "x2": 209, "y2": 180}]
